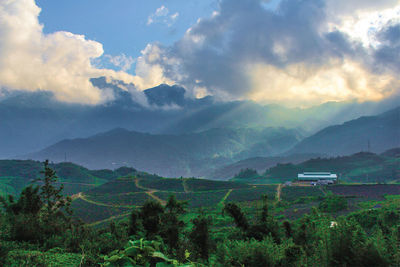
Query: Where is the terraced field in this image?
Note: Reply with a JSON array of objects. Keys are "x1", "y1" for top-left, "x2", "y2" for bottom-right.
[
  {"x1": 69, "y1": 173, "x2": 400, "y2": 225},
  {"x1": 328, "y1": 184, "x2": 400, "y2": 200},
  {"x1": 85, "y1": 192, "x2": 153, "y2": 206},
  {"x1": 87, "y1": 177, "x2": 144, "y2": 195},
  {"x1": 184, "y1": 178, "x2": 248, "y2": 192},
  {"x1": 281, "y1": 186, "x2": 325, "y2": 202},
  {"x1": 226, "y1": 185, "x2": 277, "y2": 202},
  {"x1": 138, "y1": 178, "x2": 185, "y2": 192},
  {"x1": 71, "y1": 198, "x2": 131, "y2": 224},
  {"x1": 154, "y1": 190, "x2": 229, "y2": 208}
]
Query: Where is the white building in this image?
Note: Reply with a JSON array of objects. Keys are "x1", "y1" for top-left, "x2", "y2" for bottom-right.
[{"x1": 297, "y1": 172, "x2": 337, "y2": 182}]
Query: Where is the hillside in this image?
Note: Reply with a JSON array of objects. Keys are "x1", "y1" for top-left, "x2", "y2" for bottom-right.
[
  {"x1": 208, "y1": 153, "x2": 322, "y2": 180},
  {"x1": 262, "y1": 149, "x2": 400, "y2": 183},
  {"x1": 23, "y1": 127, "x2": 303, "y2": 177},
  {"x1": 290, "y1": 107, "x2": 400, "y2": 156},
  {"x1": 0, "y1": 160, "x2": 137, "y2": 196}
]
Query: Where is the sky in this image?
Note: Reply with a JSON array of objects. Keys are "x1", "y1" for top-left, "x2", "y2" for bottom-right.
[{"x1": 0, "y1": 0, "x2": 399, "y2": 107}]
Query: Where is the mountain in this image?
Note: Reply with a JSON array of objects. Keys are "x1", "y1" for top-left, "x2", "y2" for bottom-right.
[
  {"x1": 1, "y1": 77, "x2": 398, "y2": 158},
  {"x1": 208, "y1": 153, "x2": 323, "y2": 180},
  {"x1": 262, "y1": 149, "x2": 400, "y2": 183},
  {"x1": 0, "y1": 160, "x2": 137, "y2": 196},
  {"x1": 289, "y1": 107, "x2": 400, "y2": 156},
  {"x1": 22, "y1": 127, "x2": 303, "y2": 178}
]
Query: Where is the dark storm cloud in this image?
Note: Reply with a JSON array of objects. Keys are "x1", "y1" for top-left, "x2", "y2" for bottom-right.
[
  {"x1": 374, "y1": 23, "x2": 400, "y2": 72},
  {"x1": 157, "y1": 0, "x2": 364, "y2": 98}
]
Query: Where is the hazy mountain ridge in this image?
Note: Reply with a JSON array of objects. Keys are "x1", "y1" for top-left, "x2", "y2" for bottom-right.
[
  {"x1": 209, "y1": 153, "x2": 323, "y2": 180},
  {"x1": 290, "y1": 107, "x2": 400, "y2": 156},
  {"x1": 1, "y1": 78, "x2": 398, "y2": 158},
  {"x1": 22, "y1": 127, "x2": 303, "y2": 178}
]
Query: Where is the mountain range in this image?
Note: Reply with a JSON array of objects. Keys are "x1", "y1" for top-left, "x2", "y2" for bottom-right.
[
  {"x1": 23, "y1": 127, "x2": 303, "y2": 177},
  {"x1": 19, "y1": 106, "x2": 399, "y2": 178},
  {"x1": 1, "y1": 77, "x2": 398, "y2": 158},
  {"x1": 290, "y1": 107, "x2": 400, "y2": 155}
]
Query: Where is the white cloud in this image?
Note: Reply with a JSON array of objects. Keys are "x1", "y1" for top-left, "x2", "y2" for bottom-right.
[
  {"x1": 147, "y1": 5, "x2": 179, "y2": 27},
  {"x1": 325, "y1": 2, "x2": 400, "y2": 49},
  {"x1": 104, "y1": 54, "x2": 135, "y2": 72},
  {"x1": 246, "y1": 60, "x2": 398, "y2": 107},
  {"x1": 0, "y1": 0, "x2": 143, "y2": 105},
  {"x1": 130, "y1": 44, "x2": 175, "y2": 90}
]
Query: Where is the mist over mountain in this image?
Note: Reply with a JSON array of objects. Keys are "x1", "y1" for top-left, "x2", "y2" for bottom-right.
[
  {"x1": 22, "y1": 127, "x2": 303, "y2": 178},
  {"x1": 1, "y1": 77, "x2": 398, "y2": 159},
  {"x1": 290, "y1": 107, "x2": 400, "y2": 156}
]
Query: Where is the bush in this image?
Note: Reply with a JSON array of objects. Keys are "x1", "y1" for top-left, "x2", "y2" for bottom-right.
[
  {"x1": 319, "y1": 195, "x2": 348, "y2": 213},
  {"x1": 215, "y1": 237, "x2": 289, "y2": 266}
]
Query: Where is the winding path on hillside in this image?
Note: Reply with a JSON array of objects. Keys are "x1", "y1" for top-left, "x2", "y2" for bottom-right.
[
  {"x1": 145, "y1": 190, "x2": 167, "y2": 205},
  {"x1": 135, "y1": 178, "x2": 167, "y2": 205},
  {"x1": 218, "y1": 189, "x2": 233, "y2": 207},
  {"x1": 182, "y1": 179, "x2": 189, "y2": 193},
  {"x1": 88, "y1": 212, "x2": 131, "y2": 227},
  {"x1": 72, "y1": 192, "x2": 134, "y2": 208},
  {"x1": 276, "y1": 184, "x2": 282, "y2": 202}
]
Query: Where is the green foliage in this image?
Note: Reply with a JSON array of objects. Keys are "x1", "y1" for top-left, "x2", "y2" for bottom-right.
[
  {"x1": 139, "y1": 178, "x2": 185, "y2": 192},
  {"x1": 184, "y1": 178, "x2": 247, "y2": 192},
  {"x1": 4, "y1": 249, "x2": 81, "y2": 267},
  {"x1": 281, "y1": 186, "x2": 324, "y2": 202},
  {"x1": 223, "y1": 203, "x2": 249, "y2": 231},
  {"x1": 160, "y1": 195, "x2": 187, "y2": 252},
  {"x1": 103, "y1": 239, "x2": 178, "y2": 267},
  {"x1": 188, "y1": 214, "x2": 212, "y2": 261},
  {"x1": 233, "y1": 168, "x2": 259, "y2": 179},
  {"x1": 226, "y1": 185, "x2": 277, "y2": 203},
  {"x1": 0, "y1": 161, "x2": 73, "y2": 244},
  {"x1": 1, "y1": 162, "x2": 400, "y2": 266},
  {"x1": 264, "y1": 151, "x2": 400, "y2": 183},
  {"x1": 215, "y1": 237, "x2": 296, "y2": 266},
  {"x1": 318, "y1": 195, "x2": 348, "y2": 213},
  {"x1": 155, "y1": 191, "x2": 229, "y2": 208},
  {"x1": 141, "y1": 200, "x2": 165, "y2": 239}
]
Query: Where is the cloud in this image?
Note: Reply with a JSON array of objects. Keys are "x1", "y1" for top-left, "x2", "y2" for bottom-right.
[
  {"x1": 147, "y1": 5, "x2": 179, "y2": 27},
  {"x1": 136, "y1": 0, "x2": 400, "y2": 106},
  {"x1": 104, "y1": 54, "x2": 135, "y2": 72},
  {"x1": 0, "y1": 0, "x2": 142, "y2": 105}
]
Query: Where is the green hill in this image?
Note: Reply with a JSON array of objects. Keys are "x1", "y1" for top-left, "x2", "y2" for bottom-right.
[
  {"x1": 263, "y1": 149, "x2": 400, "y2": 183},
  {"x1": 0, "y1": 160, "x2": 137, "y2": 196}
]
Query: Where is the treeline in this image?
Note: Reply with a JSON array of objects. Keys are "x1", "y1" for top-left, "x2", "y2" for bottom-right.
[{"x1": 0, "y1": 162, "x2": 399, "y2": 266}]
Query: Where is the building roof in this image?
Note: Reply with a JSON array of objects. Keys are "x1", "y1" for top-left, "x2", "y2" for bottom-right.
[{"x1": 297, "y1": 172, "x2": 337, "y2": 180}]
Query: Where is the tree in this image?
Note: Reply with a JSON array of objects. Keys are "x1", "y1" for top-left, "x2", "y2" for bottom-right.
[
  {"x1": 160, "y1": 195, "x2": 187, "y2": 252},
  {"x1": 128, "y1": 210, "x2": 140, "y2": 236},
  {"x1": 189, "y1": 213, "x2": 212, "y2": 261},
  {"x1": 140, "y1": 200, "x2": 164, "y2": 239},
  {"x1": 0, "y1": 185, "x2": 43, "y2": 241},
  {"x1": 223, "y1": 203, "x2": 249, "y2": 231},
  {"x1": 36, "y1": 160, "x2": 72, "y2": 223}
]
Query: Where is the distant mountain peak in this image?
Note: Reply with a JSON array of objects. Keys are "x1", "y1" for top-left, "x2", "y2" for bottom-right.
[{"x1": 144, "y1": 84, "x2": 186, "y2": 107}]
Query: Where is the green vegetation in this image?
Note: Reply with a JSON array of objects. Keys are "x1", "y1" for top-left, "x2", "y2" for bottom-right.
[
  {"x1": 1, "y1": 161, "x2": 399, "y2": 266},
  {"x1": 263, "y1": 151, "x2": 400, "y2": 183},
  {"x1": 184, "y1": 178, "x2": 247, "y2": 192},
  {"x1": 139, "y1": 178, "x2": 185, "y2": 192},
  {"x1": 226, "y1": 185, "x2": 277, "y2": 202},
  {"x1": 318, "y1": 195, "x2": 348, "y2": 212},
  {"x1": 155, "y1": 191, "x2": 229, "y2": 208},
  {"x1": 0, "y1": 160, "x2": 138, "y2": 197},
  {"x1": 233, "y1": 168, "x2": 259, "y2": 179}
]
